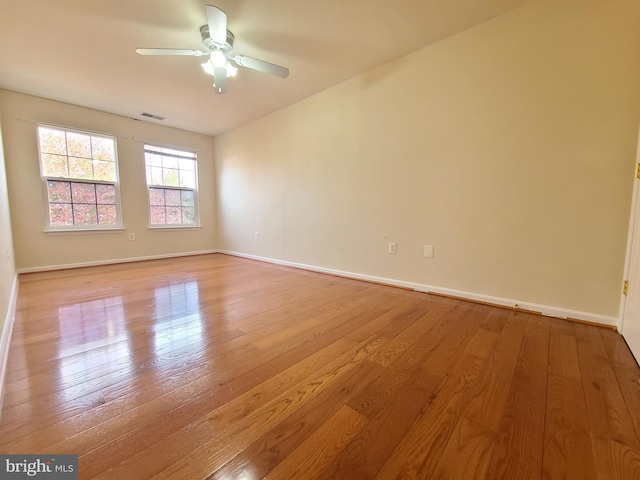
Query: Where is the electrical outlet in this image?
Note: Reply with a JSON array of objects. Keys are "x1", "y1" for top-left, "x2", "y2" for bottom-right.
[
  {"x1": 128, "y1": 233, "x2": 135, "y2": 241},
  {"x1": 388, "y1": 242, "x2": 397, "y2": 255},
  {"x1": 255, "y1": 232, "x2": 260, "y2": 240},
  {"x1": 424, "y1": 245, "x2": 434, "y2": 258}
]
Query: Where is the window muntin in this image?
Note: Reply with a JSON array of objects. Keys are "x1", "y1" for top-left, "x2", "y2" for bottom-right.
[
  {"x1": 38, "y1": 126, "x2": 121, "y2": 230},
  {"x1": 144, "y1": 145, "x2": 198, "y2": 227}
]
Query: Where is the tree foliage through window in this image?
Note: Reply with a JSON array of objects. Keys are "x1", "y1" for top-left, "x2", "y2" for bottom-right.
[
  {"x1": 144, "y1": 145, "x2": 198, "y2": 226},
  {"x1": 38, "y1": 126, "x2": 121, "y2": 229}
]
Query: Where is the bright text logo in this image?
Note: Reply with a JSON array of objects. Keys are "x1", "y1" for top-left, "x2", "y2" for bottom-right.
[{"x1": 0, "y1": 455, "x2": 77, "y2": 479}]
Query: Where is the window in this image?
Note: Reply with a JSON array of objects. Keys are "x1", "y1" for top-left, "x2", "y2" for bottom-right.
[
  {"x1": 144, "y1": 145, "x2": 199, "y2": 227},
  {"x1": 38, "y1": 126, "x2": 121, "y2": 230}
]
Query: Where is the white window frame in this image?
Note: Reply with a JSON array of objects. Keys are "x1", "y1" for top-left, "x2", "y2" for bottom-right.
[
  {"x1": 37, "y1": 125, "x2": 123, "y2": 232},
  {"x1": 144, "y1": 144, "x2": 200, "y2": 228}
]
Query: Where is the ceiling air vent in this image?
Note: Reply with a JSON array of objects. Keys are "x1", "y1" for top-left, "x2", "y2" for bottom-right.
[{"x1": 141, "y1": 112, "x2": 165, "y2": 121}]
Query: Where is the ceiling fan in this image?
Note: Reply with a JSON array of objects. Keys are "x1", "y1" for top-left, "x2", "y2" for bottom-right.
[{"x1": 136, "y1": 5, "x2": 289, "y2": 94}]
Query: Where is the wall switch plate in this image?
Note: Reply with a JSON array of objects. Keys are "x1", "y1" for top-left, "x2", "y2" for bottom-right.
[
  {"x1": 424, "y1": 245, "x2": 434, "y2": 258},
  {"x1": 128, "y1": 233, "x2": 135, "y2": 241},
  {"x1": 255, "y1": 232, "x2": 260, "y2": 240},
  {"x1": 388, "y1": 242, "x2": 397, "y2": 255}
]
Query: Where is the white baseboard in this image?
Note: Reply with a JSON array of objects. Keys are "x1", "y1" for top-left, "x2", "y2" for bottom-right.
[
  {"x1": 0, "y1": 273, "x2": 19, "y2": 418},
  {"x1": 16, "y1": 250, "x2": 218, "y2": 274},
  {"x1": 218, "y1": 249, "x2": 618, "y2": 328}
]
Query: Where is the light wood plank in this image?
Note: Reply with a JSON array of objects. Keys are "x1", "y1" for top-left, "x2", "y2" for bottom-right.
[
  {"x1": 374, "y1": 318, "x2": 498, "y2": 479},
  {"x1": 432, "y1": 416, "x2": 496, "y2": 480},
  {"x1": 575, "y1": 324, "x2": 640, "y2": 449},
  {"x1": 458, "y1": 311, "x2": 530, "y2": 430},
  {"x1": 206, "y1": 359, "x2": 384, "y2": 480},
  {"x1": 265, "y1": 405, "x2": 369, "y2": 480},
  {"x1": 549, "y1": 332, "x2": 582, "y2": 381},
  {"x1": 542, "y1": 374, "x2": 597, "y2": 480},
  {"x1": 591, "y1": 434, "x2": 640, "y2": 480},
  {"x1": 317, "y1": 368, "x2": 440, "y2": 479},
  {"x1": 488, "y1": 316, "x2": 550, "y2": 480}
]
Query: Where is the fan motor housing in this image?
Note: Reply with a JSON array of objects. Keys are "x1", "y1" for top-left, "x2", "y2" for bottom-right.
[{"x1": 200, "y1": 25, "x2": 234, "y2": 54}]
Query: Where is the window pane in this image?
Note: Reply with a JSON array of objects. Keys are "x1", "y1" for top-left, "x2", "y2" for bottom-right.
[
  {"x1": 147, "y1": 153, "x2": 162, "y2": 167},
  {"x1": 179, "y1": 170, "x2": 196, "y2": 188},
  {"x1": 73, "y1": 204, "x2": 98, "y2": 225},
  {"x1": 165, "y1": 189, "x2": 181, "y2": 206},
  {"x1": 68, "y1": 157, "x2": 93, "y2": 179},
  {"x1": 42, "y1": 154, "x2": 69, "y2": 178},
  {"x1": 39, "y1": 128, "x2": 67, "y2": 155},
  {"x1": 47, "y1": 181, "x2": 71, "y2": 203},
  {"x1": 93, "y1": 160, "x2": 115, "y2": 181},
  {"x1": 50, "y1": 203, "x2": 73, "y2": 226},
  {"x1": 166, "y1": 207, "x2": 182, "y2": 224},
  {"x1": 182, "y1": 207, "x2": 195, "y2": 224},
  {"x1": 162, "y1": 156, "x2": 179, "y2": 170},
  {"x1": 181, "y1": 190, "x2": 194, "y2": 207},
  {"x1": 97, "y1": 205, "x2": 117, "y2": 225},
  {"x1": 150, "y1": 206, "x2": 166, "y2": 224},
  {"x1": 149, "y1": 188, "x2": 165, "y2": 206},
  {"x1": 91, "y1": 136, "x2": 115, "y2": 161},
  {"x1": 162, "y1": 169, "x2": 179, "y2": 186},
  {"x1": 178, "y1": 158, "x2": 195, "y2": 171},
  {"x1": 66, "y1": 132, "x2": 91, "y2": 158},
  {"x1": 151, "y1": 167, "x2": 163, "y2": 185},
  {"x1": 96, "y1": 184, "x2": 116, "y2": 205},
  {"x1": 71, "y1": 182, "x2": 96, "y2": 204}
]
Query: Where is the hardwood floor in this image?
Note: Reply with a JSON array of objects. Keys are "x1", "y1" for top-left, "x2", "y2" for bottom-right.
[{"x1": 1, "y1": 253, "x2": 639, "y2": 479}]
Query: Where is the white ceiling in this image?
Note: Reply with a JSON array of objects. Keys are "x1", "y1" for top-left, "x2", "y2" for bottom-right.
[{"x1": 0, "y1": 0, "x2": 533, "y2": 136}]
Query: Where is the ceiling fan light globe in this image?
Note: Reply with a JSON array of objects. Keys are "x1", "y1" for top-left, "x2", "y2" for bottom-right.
[
  {"x1": 210, "y1": 50, "x2": 227, "y2": 67},
  {"x1": 226, "y1": 63, "x2": 238, "y2": 77},
  {"x1": 201, "y1": 61, "x2": 214, "y2": 76}
]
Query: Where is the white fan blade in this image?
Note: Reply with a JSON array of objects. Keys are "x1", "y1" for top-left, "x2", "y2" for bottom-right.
[
  {"x1": 233, "y1": 55, "x2": 289, "y2": 78},
  {"x1": 206, "y1": 5, "x2": 227, "y2": 45},
  {"x1": 213, "y1": 67, "x2": 228, "y2": 94},
  {"x1": 136, "y1": 48, "x2": 206, "y2": 56}
]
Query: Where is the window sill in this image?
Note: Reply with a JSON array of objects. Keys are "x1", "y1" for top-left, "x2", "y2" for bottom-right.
[
  {"x1": 44, "y1": 227, "x2": 125, "y2": 236},
  {"x1": 147, "y1": 225, "x2": 202, "y2": 231}
]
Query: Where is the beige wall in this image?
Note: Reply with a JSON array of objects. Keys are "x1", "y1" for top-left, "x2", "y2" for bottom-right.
[
  {"x1": 0, "y1": 114, "x2": 16, "y2": 334},
  {"x1": 215, "y1": 0, "x2": 640, "y2": 319},
  {"x1": 0, "y1": 90, "x2": 216, "y2": 271}
]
